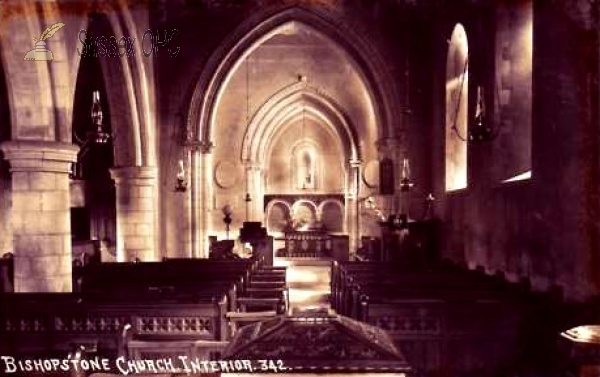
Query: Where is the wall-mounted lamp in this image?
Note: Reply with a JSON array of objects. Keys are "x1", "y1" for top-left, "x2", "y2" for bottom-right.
[
  {"x1": 222, "y1": 204, "x2": 233, "y2": 240},
  {"x1": 175, "y1": 159, "x2": 187, "y2": 192}
]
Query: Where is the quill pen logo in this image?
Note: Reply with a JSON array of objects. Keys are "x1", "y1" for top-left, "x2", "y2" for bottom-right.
[{"x1": 24, "y1": 22, "x2": 65, "y2": 61}]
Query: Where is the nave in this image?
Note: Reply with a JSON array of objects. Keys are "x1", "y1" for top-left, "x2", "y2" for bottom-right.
[{"x1": 0, "y1": 0, "x2": 599, "y2": 376}]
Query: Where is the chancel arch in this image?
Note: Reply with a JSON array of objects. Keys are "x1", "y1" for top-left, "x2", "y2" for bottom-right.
[
  {"x1": 186, "y1": 7, "x2": 401, "y2": 145},
  {"x1": 254, "y1": 88, "x2": 356, "y2": 237},
  {"x1": 185, "y1": 9, "x2": 391, "y2": 256}
]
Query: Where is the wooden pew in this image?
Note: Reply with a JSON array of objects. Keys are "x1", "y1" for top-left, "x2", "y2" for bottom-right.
[
  {"x1": 0, "y1": 292, "x2": 229, "y2": 358},
  {"x1": 121, "y1": 323, "x2": 229, "y2": 362},
  {"x1": 225, "y1": 311, "x2": 278, "y2": 336},
  {"x1": 74, "y1": 260, "x2": 257, "y2": 312},
  {"x1": 332, "y1": 261, "x2": 531, "y2": 376},
  {"x1": 332, "y1": 261, "x2": 511, "y2": 315}
]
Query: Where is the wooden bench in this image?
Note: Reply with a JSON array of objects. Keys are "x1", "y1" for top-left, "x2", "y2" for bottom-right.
[
  {"x1": 74, "y1": 260, "x2": 259, "y2": 312},
  {"x1": 121, "y1": 323, "x2": 229, "y2": 361},
  {"x1": 225, "y1": 311, "x2": 278, "y2": 335},
  {"x1": 0, "y1": 292, "x2": 229, "y2": 358},
  {"x1": 331, "y1": 261, "x2": 532, "y2": 376}
]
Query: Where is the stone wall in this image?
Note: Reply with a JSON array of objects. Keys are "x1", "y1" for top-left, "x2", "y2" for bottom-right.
[{"x1": 432, "y1": 0, "x2": 600, "y2": 301}]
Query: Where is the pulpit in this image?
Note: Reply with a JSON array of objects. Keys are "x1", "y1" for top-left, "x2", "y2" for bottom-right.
[
  {"x1": 240, "y1": 222, "x2": 273, "y2": 265},
  {"x1": 379, "y1": 219, "x2": 439, "y2": 265}
]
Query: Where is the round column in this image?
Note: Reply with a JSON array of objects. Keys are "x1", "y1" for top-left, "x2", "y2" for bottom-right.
[
  {"x1": 346, "y1": 159, "x2": 361, "y2": 258},
  {"x1": 189, "y1": 141, "x2": 213, "y2": 259},
  {"x1": 110, "y1": 166, "x2": 158, "y2": 262},
  {"x1": 1, "y1": 140, "x2": 78, "y2": 292}
]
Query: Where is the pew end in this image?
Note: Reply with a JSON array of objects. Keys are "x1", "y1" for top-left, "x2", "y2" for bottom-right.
[
  {"x1": 226, "y1": 310, "x2": 278, "y2": 336},
  {"x1": 236, "y1": 296, "x2": 286, "y2": 314},
  {"x1": 121, "y1": 321, "x2": 229, "y2": 361}
]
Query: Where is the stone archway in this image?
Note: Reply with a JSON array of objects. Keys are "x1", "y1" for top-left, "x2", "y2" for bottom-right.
[
  {"x1": 242, "y1": 83, "x2": 358, "y2": 241},
  {"x1": 187, "y1": 7, "x2": 400, "y2": 144},
  {"x1": 0, "y1": 2, "x2": 80, "y2": 292},
  {"x1": 184, "y1": 7, "x2": 395, "y2": 257},
  {"x1": 0, "y1": 1, "x2": 159, "y2": 292},
  {"x1": 72, "y1": 10, "x2": 159, "y2": 262}
]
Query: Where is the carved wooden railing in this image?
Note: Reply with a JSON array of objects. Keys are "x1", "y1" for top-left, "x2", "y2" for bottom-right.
[{"x1": 0, "y1": 293, "x2": 228, "y2": 357}]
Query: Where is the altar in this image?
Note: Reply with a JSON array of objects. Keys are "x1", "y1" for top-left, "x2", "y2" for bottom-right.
[{"x1": 281, "y1": 231, "x2": 349, "y2": 261}]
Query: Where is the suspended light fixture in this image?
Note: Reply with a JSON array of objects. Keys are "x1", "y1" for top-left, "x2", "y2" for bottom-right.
[
  {"x1": 222, "y1": 204, "x2": 233, "y2": 240},
  {"x1": 399, "y1": 158, "x2": 413, "y2": 192},
  {"x1": 89, "y1": 90, "x2": 110, "y2": 144},
  {"x1": 469, "y1": 85, "x2": 495, "y2": 142},
  {"x1": 298, "y1": 74, "x2": 312, "y2": 190},
  {"x1": 244, "y1": 55, "x2": 252, "y2": 214},
  {"x1": 71, "y1": 90, "x2": 111, "y2": 179},
  {"x1": 450, "y1": 58, "x2": 500, "y2": 143}
]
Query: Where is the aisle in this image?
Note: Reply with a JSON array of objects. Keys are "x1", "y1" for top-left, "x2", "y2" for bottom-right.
[{"x1": 274, "y1": 257, "x2": 332, "y2": 312}]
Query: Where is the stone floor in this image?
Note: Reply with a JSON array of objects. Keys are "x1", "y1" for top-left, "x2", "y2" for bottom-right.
[{"x1": 274, "y1": 257, "x2": 332, "y2": 312}]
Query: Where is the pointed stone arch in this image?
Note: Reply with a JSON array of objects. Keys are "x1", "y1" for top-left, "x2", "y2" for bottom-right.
[
  {"x1": 71, "y1": 6, "x2": 155, "y2": 167},
  {"x1": 186, "y1": 6, "x2": 401, "y2": 145},
  {"x1": 241, "y1": 82, "x2": 360, "y2": 166}
]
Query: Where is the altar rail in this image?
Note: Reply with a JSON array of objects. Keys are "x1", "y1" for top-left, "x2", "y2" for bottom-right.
[{"x1": 280, "y1": 231, "x2": 349, "y2": 260}]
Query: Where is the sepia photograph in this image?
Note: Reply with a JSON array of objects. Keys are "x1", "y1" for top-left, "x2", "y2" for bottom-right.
[{"x1": 0, "y1": 0, "x2": 599, "y2": 376}]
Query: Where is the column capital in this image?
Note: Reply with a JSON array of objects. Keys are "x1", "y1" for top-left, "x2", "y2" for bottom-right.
[
  {"x1": 0, "y1": 140, "x2": 78, "y2": 173},
  {"x1": 348, "y1": 159, "x2": 362, "y2": 168},
  {"x1": 110, "y1": 166, "x2": 158, "y2": 184},
  {"x1": 243, "y1": 159, "x2": 262, "y2": 171},
  {"x1": 186, "y1": 139, "x2": 213, "y2": 154},
  {"x1": 375, "y1": 137, "x2": 402, "y2": 148},
  {"x1": 375, "y1": 137, "x2": 407, "y2": 160}
]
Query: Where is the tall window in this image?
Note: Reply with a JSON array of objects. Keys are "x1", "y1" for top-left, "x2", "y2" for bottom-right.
[
  {"x1": 293, "y1": 143, "x2": 318, "y2": 190},
  {"x1": 445, "y1": 23, "x2": 469, "y2": 192}
]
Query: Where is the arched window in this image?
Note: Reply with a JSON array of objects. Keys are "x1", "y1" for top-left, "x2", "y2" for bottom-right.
[
  {"x1": 292, "y1": 143, "x2": 318, "y2": 190},
  {"x1": 445, "y1": 23, "x2": 469, "y2": 192}
]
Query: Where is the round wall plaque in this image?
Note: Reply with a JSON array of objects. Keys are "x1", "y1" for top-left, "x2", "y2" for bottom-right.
[
  {"x1": 214, "y1": 161, "x2": 241, "y2": 189},
  {"x1": 362, "y1": 159, "x2": 380, "y2": 188}
]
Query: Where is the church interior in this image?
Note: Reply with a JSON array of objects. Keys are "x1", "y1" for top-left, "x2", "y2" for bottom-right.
[{"x1": 1, "y1": 0, "x2": 600, "y2": 376}]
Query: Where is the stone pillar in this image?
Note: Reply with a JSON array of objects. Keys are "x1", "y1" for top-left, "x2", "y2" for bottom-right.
[
  {"x1": 191, "y1": 141, "x2": 213, "y2": 258},
  {"x1": 110, "y1": 166, "x2": 158, "y2": 262},
  {"x1": 0, "y1": 140, "x2": 78, "y2": 292},
  {"x1": 346, "y1": 159, "x2": 361, "y2": 258}
]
